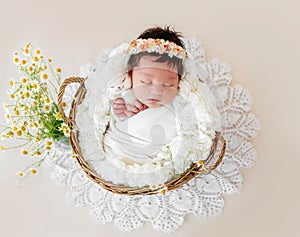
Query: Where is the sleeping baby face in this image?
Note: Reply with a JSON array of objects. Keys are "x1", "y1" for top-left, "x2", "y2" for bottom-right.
[{"x1": 130, "y1": 55, "x2": 179, "y2": 108}]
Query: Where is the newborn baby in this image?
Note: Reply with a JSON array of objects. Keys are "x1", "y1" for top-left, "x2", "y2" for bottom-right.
[{"x1": 103, "y1": 26, "x2": 186, "y2": 166}]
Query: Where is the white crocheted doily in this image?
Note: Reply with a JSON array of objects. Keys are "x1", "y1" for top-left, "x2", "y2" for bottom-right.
[{"x1": 46, "y1": 38, "x2": 260, "y2": 233}]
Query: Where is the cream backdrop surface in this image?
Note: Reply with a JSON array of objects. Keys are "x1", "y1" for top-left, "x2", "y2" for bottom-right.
[{"x1": 0, "y1": 0, "x2": 299, "y2": 237}]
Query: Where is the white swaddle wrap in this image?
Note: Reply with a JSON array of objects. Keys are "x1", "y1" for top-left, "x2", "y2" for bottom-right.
[{"x1": 104, "y1": 90, "x2": 177, "y2": 165}]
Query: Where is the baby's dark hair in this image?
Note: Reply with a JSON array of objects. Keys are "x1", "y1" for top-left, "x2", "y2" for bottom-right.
[{"x1": 127, "y1": 26, "x2": 185, "y2": 78}]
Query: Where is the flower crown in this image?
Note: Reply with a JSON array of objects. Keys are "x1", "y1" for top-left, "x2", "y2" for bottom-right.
[{"x1": 125, "y1": 38, "x2": 187, "y2": 59}]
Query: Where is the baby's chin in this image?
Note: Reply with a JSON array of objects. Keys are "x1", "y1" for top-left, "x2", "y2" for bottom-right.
[{"x1": 144, "y1": 100, "x2": 166, "y2": 108}]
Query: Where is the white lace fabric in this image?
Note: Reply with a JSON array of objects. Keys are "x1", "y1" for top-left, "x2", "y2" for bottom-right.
[{"x1": 46, "y1": 38, "x2": 260, "y2": 233}]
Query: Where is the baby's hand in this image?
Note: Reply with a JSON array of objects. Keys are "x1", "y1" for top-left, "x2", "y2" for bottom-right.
[
  {"x1": 125, "y1": 100, "x2": 148, "y2": 117},
  {"x1": 112, "y1": 98, "x2": 127, "y2": 118},
  {"x1": 113, "y1": 98, "x2": 148, "y2": 118}
]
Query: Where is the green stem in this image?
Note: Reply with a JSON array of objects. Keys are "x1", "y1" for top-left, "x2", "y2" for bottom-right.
[
  {"x1": 48, "y1": 63, "x2": 61, "y2": 85},
  {"x1": 3, "y1": 140, "x2": 31, "y2": 150}
]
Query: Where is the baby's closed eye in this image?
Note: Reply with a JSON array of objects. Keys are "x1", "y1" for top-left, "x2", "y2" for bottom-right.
[
  {"x1": 163, "y1": 83, "x2": 174, "y2": 87},
  {"x1": 140, "y1": 80, "x2": 151, "y2": 84},
  {"x1": 140, "y1": 80, "x2": 174, "y2": 87}
]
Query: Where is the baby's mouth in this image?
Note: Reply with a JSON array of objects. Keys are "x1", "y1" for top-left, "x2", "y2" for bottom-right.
[{"x1": 147, "y1": 98, "x2": 161, "y2": 103}]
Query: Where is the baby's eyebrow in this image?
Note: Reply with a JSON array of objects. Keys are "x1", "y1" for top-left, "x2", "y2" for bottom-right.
[
  {"x1": 167, "y1": 76, "x2": 179, "y2": 80},
  {"x1": 138, "y1": 71, "x2": 153, "y2": 77}
]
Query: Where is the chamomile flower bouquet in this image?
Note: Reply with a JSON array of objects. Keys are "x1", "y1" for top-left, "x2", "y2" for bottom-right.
[{"x1": 0, "y1": 43, "x2": 70, "y2": 181}]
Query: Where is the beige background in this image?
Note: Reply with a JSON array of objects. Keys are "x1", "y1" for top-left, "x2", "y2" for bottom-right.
[{"x1": 0, "y1": 0, "x2": 299, "y2": 236}]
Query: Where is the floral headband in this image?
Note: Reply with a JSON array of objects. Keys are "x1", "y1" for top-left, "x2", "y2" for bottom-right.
[{"x1": 125, "y1": 38, "x2": 187, "y2": 59}]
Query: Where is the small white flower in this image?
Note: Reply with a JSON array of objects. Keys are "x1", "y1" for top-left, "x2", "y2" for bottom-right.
[
  {"x1": 60, "y1": 122, "x2": 71, "y2": 137},
  {"x1": 5, "y1": 113, "x2": 11, "y2": 122},
  {"x1": 44, "y1": 97, "x2": 51, "y2": 104},
  {"x1": 27, "y1": 65, "x2": 35, "y2": 74},
  {"x1": 13, "y1": 56, "x2": 20, "y2": 65},
  {"x1": 43, "y1": 105, "x2": 50, "y2": 112},
  {"x1": 63, "y1": 128, "x2": 71, "y2": 137},
  {"x1": 16, "y1": 171, "x2": 24, "y2": 177},
  {"x1": 34, "y1": 48, "x2": 42, "y2": 56},
  {"x1": 1, "y1": 132, "x2": 6, "y2": 140},
  {"x1": 23, "y1": 44, "x2": 31, "y2": 55},
  {"x1": 21, "y1": 77, "x2": 29, "y2": 85},
  {"x1": 3, "y1": 104, "x2": 9, "y2": 113},
  {"x1": 31, "y1": 80, "x2": 40, "y2": 92}
]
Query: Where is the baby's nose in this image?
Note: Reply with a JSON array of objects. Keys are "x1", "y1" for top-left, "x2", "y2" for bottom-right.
[{"x1": 150, "y1": 85, "x2": 163, "y2": 95}]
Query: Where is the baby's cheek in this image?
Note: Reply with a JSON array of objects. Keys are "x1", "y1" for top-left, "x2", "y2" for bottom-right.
[
  {"x1": 132, "y1": 87, "x2": 146, "y2": 102},
  {"x1": 166, "y1": 88, "x2": 178, "y2": 100}
]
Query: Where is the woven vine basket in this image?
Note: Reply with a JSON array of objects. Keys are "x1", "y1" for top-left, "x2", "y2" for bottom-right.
[{"x1": 58, "y1": 76, "x2": 226, "y2": 196}]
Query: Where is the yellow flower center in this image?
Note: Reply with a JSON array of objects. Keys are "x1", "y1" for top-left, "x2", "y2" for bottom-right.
[
  {"x1": 56, "y1": 112, "x2": 62, "y2": 119},
  {"x1": 197, "y1": 160, "x2": 204, "y2": 166},
  {"x1": 61, "y1": 125, "x2": 67, "y2": 130},
  {"x1": 45, "y1": 146, "x2": 51, "y2": 151},
  {"x1": 7, "y1": 131, "x2": 14, "y2": 137},
  {"x1": 22, "y1": 150, "x2": 28, "y2": 155}
]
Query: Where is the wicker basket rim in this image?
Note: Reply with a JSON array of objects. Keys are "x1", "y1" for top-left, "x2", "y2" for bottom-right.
[{"x1": 58, "y1": 76, "x2": 226, "y2": 196}]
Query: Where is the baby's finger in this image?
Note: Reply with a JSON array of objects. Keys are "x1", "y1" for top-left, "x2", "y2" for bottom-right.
[
  {"x1": 125, "y1": 110, "x2": 136, "y2": 117},
  {"x1": 113, "y1": 103, "x2": 126, "y2": 109},
  {"x1": 114, "y1": 107, "x2": 126, "y2": 113},
  {"x1": 113, "y1": 98, "x2": 125, "y2": 105},
  {"x1": 134, "y1": 100, "x2": 145, "y2": 109},
  {"x1": 114, "y1": 109, "x2": 126, "y2": 116},
  {"x1": 118, "y1": 112, "x2": 127, "y2": 117},
  {"x1": 126, "y1": 103, "x2": 139, "y2": 113}
]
